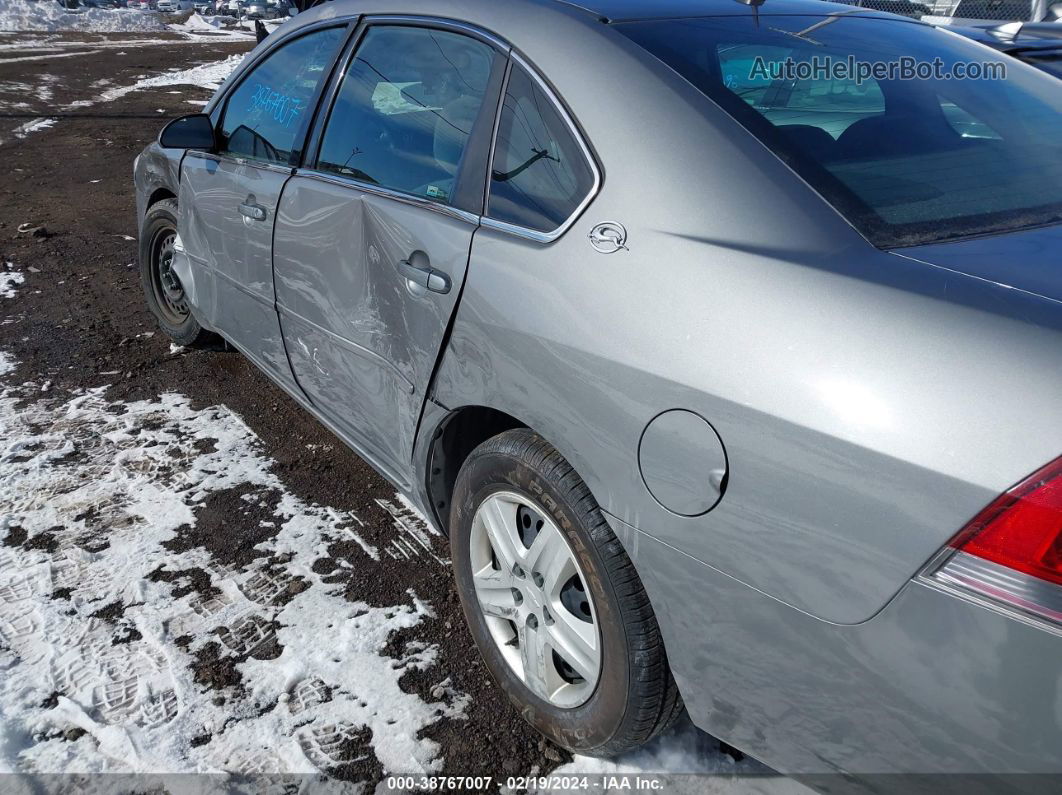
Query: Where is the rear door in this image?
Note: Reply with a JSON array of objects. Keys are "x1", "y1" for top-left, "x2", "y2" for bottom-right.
[
  {"x1": 272, "y1": 22, "x2": 506, "y2": 486},
  {"x1": 178, "y1": 24, "x2": 346, "y2": 383}
]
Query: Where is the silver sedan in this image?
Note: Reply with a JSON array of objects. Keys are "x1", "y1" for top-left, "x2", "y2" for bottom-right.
[{"x1": 134, "y1": 0, "x2": 1062, "y2": 787}]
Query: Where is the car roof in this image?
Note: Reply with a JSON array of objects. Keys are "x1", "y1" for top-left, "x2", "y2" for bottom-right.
[
  {"x1": 289, "y1": 0, "x2": 906, "y2": 30},
  {"x1": 280, "y1": 0, "x2": 913, "y2": 59},
  {"x1": 551, "y1": 0, "x2": 890, "y2": 21}
]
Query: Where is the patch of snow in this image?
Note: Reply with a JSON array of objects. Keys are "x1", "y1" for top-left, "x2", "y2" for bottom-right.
[
  {"x1": 169, "y1": 13, "x2": 253, "y2": 39},
  {"x1": 36, "y1": 72, "x2": 57, "y2": 101},
  {"x1": 396, "y1": 491, "x2": 441, "y2": 537},
  {"x1": 0, "y1": 48, "x2": 100, "y2": 64},
  {"x1": 378, "y1": 496, "x2": 448, "y2": 564},
  {"x1": 98, "y1": 54, "x2": 242, "y2": 103},
  {"x1": 1, "y1": 262, "x2": 23, "y2": 298},
  {"x1": 11, "y1": 116, "x2": 55, "y2": 139},
  {"x1": 0, "y1": 356, "x2": 464, "y2": 775},
  {"x1": 0, "y1": 0, "x2": 166, "y2": 32},
  {"x1": 0, "y1": 350, "x2": 15, "y2": 377}
]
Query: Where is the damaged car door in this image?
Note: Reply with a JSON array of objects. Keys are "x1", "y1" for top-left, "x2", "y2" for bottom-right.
[{"x1": 271, "y1": 22, "x2": 505, "y2": 486}]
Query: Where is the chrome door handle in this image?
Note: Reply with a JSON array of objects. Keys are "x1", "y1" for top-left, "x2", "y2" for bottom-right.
[
  {"x1": 397, "y1": 259, "x2": 451, "y2": 294},
  {"x1": 238, "y1": 201, "x2": 267, "y2": 222}
]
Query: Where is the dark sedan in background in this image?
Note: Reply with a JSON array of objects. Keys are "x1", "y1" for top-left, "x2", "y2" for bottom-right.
[{"x1": 951, "y1": 21, "x2": 1062, "y2": 76}]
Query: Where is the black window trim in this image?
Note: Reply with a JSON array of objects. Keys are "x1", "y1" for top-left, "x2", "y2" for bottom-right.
[
  {"x1": 481, "y1": 50, "x2": 603, "y2": 244},
  {"x1": 296, "y1": 14, "x2": 511, "y2": 222},
  {"x1": 206, "y1": 18, "x2": 358, "y2": 173}
]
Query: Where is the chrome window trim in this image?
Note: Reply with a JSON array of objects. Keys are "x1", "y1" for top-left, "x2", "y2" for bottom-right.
[
  {"x1": 292, "y1": 169, "x2": 481, "y2": 227},
  {"x1": 187, "y1": 150, "x2": 294, "y2": 176},
  {"x1": 481, "y1": 51, "x2": 602, "y2": 244}
]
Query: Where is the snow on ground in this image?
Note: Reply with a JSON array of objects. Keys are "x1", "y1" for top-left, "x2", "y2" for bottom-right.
[
  {"x1": 98, "y1": 53, "x2": 241, "y2": 103},
  {"x1": 0, "y1": 0, "x2": 166, "y2": 33},
  {"x1": 10, "y1": 116, "x2": 54, "y2": 138},
  {"x1": 169, "y1": 14, "x2": 257, "y2": 40},
  {"x1": 0, "y1": 264, "x2": 467, "y2": 776},
  {"x1": 1, "y1": 263, "x2": 24, "y2": 299},
  {"x1": 0, "y1": 373, "x2": 465, "y2": 775}
]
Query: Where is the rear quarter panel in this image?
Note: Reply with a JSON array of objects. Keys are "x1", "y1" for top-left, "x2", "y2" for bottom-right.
[{"x1": 431, "y1": 15, "x2": 1062, "y2": 624}]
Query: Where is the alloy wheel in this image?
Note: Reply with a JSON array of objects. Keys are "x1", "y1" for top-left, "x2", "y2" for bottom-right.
[{"x1": 469, "y1": 491, "x2": 601, "y2": 708}]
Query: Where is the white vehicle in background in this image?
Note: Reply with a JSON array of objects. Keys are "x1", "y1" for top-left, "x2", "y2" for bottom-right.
[{"x1": 156, "y1": 0, "x2": 194, "y2": 10}]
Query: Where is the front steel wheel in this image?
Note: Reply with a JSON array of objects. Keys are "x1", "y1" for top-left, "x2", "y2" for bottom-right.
[
  {"x1": 138, "y1": 198, "x2": 216, "y2": 348},
  {"x1": 149, "y1": 228, "x2": 189, "y2": 325},
  {"x1": 451, "y1": 429, "x2": 684, "y2": 756}
]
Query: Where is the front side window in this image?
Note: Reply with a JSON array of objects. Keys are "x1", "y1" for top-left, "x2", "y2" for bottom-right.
[
  {"x1": 617, "y1": 16, "x2": 1062, "y2": 247},
  {"x1": 316, "y1": 25, "x2": 499, "y2": 205},
  {"x1": 486, "y1": 66, "x2": 596, "y2": 234},
  {"x1": 218, "y1": 26, "x2": 345, "y2": 165}
]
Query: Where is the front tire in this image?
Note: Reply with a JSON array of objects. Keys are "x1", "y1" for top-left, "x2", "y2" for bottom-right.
[
  {"x1": 450, "y1": 429, "x2": 684, "y2": 756},
  {"x1": 139, "y1": 198, "x2": 216, "y2": 348}
]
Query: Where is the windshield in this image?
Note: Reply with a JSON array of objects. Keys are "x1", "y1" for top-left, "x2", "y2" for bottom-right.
[{"x1": 615, "y1": 15, "x2": 1062, "y2": 247}]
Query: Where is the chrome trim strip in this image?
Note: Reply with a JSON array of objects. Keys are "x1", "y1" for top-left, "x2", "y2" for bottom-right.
[
  {"x1": 275, "y1": 301, "x2": 416, "y2": 395},
  {"x1": 184, "y1": 140, "x2": 299, "y2": 177},
  {"x1": 924, "y1": 550, "x2": 1062, "y2": 629},
  {"x1": 293, "y1": 170, "x2": 481, "y2": 226},
  {"x1": 480, "y1": 51, "x2": 602, "y2": 244}
]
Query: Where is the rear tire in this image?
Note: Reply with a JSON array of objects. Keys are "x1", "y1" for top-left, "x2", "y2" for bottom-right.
[
  {"x1": 450, "y1": 429, "x2": 684, "y2": 756},
  {"x1": 139, "y1": 199, "x2": 216, "y2": 348}
]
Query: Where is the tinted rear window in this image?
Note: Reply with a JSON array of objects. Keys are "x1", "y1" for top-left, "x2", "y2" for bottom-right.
[{"x1": 616, "y1": 16, "x2": 1062, "y2": 247}]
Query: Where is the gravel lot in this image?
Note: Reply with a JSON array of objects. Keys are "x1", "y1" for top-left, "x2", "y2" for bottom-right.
[{"x1": 0, "y1": 30, "x2": 787, "y2": 791}]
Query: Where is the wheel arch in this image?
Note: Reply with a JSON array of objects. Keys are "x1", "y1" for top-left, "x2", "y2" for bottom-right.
[
  {"x1": 423, "y1": 404, "x2": 614, "y2": 535},
  {"x1": 147, "y1": 186, "x2": 177, "y2": 209},
  {"x1": 423, "y1": 405, "x2": 526, "y2": 535},
  {"x1": 421, "y1": 402, "x2": 624, "y2": 543}
]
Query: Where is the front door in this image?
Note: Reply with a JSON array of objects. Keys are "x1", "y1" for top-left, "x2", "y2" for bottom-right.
[
  {"x1": 273, "y1": 23, "x2": 505, "y2": 485},
  {"x1": 177, "y1": 24, "x2": 346, "y2": 383}
]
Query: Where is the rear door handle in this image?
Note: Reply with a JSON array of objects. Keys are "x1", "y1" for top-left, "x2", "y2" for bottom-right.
[
  {"x1": 239, "y1": 201, "x2": 267, "y2": 222},
  {"x1": 397, "y1": 259, "x2": 451, "y2": 294}
]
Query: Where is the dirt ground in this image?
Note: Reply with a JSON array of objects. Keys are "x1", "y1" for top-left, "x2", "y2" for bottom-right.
[{"x1": 0, "y1": 32, "x2": 587, "y2": 782}]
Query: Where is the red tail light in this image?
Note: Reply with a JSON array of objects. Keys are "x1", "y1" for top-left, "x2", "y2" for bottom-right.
[{"x1": 928, "y1": 456, "x2": 1062, "y2": 626}]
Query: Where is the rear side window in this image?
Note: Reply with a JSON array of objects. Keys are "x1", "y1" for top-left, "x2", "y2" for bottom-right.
[
  {"x1": 219, "y1": 27, "x2": 344, "y2": 166},
  {"x1": 616, "y1": 16, "x2": 1062, "y2": 247},
  {"x1": 316, "y1": 25, "x2": 499, "y2": 205},
  {"x1": 486, "y1": 66, "x2": 596, "y2": 234}
]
